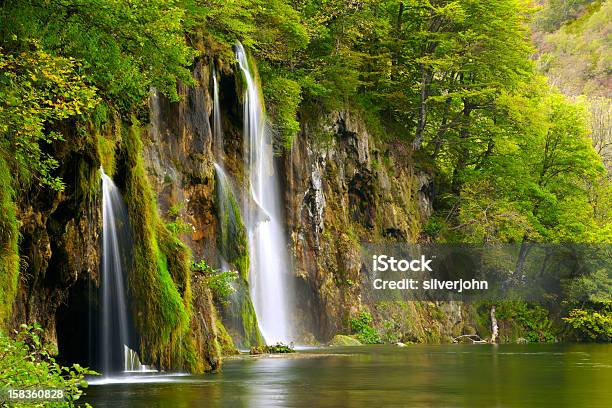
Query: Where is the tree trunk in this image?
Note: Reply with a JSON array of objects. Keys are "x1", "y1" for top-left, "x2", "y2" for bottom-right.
[
  {"x1": 413, "y1": 66, "x2": 430, "y2": 149},
  {"x1": 514, "y1": 239, "x2": 533, "y2": 278},
  {"x1": 451, "y1": 100, "x2": 472, "y2": 194}
]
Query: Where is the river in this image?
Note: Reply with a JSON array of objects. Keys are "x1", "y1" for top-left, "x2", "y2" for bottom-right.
[{"x1": 84, "y1": 344, "x2": 611, "y2": 407}]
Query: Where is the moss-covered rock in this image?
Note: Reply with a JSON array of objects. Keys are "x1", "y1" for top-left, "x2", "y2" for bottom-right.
[
  {"x1": 329, "y1": 334, "x2": 362, "y2": 346},
  {"x1": 0, "y1": 157, "x2": 19, "y2": 329},
  {"x1": 249, "y1": 343, "x2": 295, "y2": 354},
  {"x1": 215, "y1": 319, "x2": 239, "y2": 356},
  {"x1": 212, "y1": 165, "x2": 263, "y2": 348},
  {"x1": 120, "y1": 124, "x2": 209, "y2": 372}
]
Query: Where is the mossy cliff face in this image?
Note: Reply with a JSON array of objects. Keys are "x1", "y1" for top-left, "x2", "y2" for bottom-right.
[
  {"x1": 2, "y1": 55, "x2": 256, "y2": 371},
  {"x1": 139, "y1": 58, "x2": 260, "y2": 350},
  {"x1": 7, "y1": 123, "x2": 102, "y2": 362},
  {"x1": 283, "y1": 110, "x2": 434, "y2": 341},
  {"x1": 0, "y1": 157, "x2": 20, "y2": 327}
]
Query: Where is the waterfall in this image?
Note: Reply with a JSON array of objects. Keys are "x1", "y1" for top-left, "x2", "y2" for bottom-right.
[
  {"x1": 100, "y1": 168, "x2": 151, "y2": 374},
  {"x1": 214, "y1": 163, "x2": 236, "y2": 258},
  {"x1": 235, "y1": 43, "x2": 292, "y2": 344}
]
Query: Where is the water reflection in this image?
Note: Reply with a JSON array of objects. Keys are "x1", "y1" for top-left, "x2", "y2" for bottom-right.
[{"x1": 84, "y1": 344, "x2": 612, "y2": 408}]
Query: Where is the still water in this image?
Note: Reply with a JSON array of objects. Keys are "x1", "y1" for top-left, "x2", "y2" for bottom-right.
[{"x1": 84, "y1": 344, "x2": 612, "y2": 407}]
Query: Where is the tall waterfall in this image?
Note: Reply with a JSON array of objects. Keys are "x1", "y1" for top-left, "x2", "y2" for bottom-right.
[
  {"x1": 100, "y1": 168, "x2": 150, "y2": 374},
  {"x1": 100, "y1": 168, "x2": 130, "y2": 374},
  {"x1": 235, "y1": 43, "x2": 292, "y2": 344}
]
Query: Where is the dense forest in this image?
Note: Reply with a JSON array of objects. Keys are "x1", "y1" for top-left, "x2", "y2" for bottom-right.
[{"x1": 0, "y1": 0, "x2": 610, "y2": 405}]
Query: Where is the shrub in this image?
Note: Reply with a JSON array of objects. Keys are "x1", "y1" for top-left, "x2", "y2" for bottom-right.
[
  {"x1": 349, "y1": 311, "x2": 382, "y2": 344},
  {"x1": 193, "y1": 260, "x2": 237, "y2": 302},
  {"x1": 249, "y1": 343, "x2": 294, "y2": 355},
  {"x1": 496, "y1": 301, "x2": 556, "y2": 343},
  {"x1": 563, "y1": 307, "x2": 612, "y2": 342},
  {"x1": 0, "y1": 324, "x2": 97, "y2": 407}
]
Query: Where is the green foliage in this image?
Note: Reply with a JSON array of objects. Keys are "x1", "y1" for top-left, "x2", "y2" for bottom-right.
[
  {"x1": 192, "y1": 260, "x2": 238, "y2": 302},
  {"x1": 535, "y1": 1, "x2": 610, "y2": 96},
  {"x1": 214, "y1": 319, "x2": 238, "y2": 356},
  {"x1": 260, "y1": 67, "x2": 302, "y2": 148},
  {"x1": 444, "y1": 91, "x2": 606, "y2": 243},
  {"x1": 165, "y1": 201, "x2": 193, "y2": 236},
  {"x1": 249, "y1": 343, "x2": 294, "y2": 354},
  {"x1": 536, "y1": 0, "x2": 597, "y2": 32},
  {"x1": 564, "y1": 269, "x2": 612, "y2": 305},
  {"x1": 495, "y1": 301, "x2": 556, "y2": 343},
  {"x1": 562, "y1": 268, "x2": 611, "y2": 341},
  {"x1": 0, "y1": 324, "x2": 97, "y2": 407},
  {"x1": 194, "y1": 0, "x2": 309, "y2": 61},
  {"x1": 0, "y1": 45, "x2": 97, "y2": 190},
  {"x1": 0, "y1": 0, "x2": 197, "y2": 113},
  {"x1": 563, "y1": 307, "x2": 612, "y2": 342},
  {"x1": 0, "y1": 157, "x2": 18, "y2": 328},
  {"x1": 349, "y1": 311, "x2": 382, "y2": 344}
]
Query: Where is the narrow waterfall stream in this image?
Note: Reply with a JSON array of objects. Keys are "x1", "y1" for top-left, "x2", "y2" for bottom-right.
[
  {"x1": 213, "y1": 163, "x2": 238, "y2": 261},
  {"x1": 100, "y1": 168, "x2": 151, "y2": 374},
  {"x1": 235, "y1": 43, "x2": 292, "y2": 344}
]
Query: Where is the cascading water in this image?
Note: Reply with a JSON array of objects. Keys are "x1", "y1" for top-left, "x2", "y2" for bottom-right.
[
  {"x1": 214, "y1": 162, "x2": 238, "y2": 259},
  {"x1": 100, "y1": 168, "x2": 151, "y2": 374},
  {"x1": 235, "y1": 43, "x2": 292, "y2": 344}
]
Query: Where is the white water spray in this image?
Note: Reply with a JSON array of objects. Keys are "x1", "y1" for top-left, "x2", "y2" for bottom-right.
[{"x1": 235, "y1": 43, "x2": 292, "y2": 344}]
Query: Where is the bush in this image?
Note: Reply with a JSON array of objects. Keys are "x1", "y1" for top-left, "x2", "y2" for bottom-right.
[
  {"x1": 495, "y1": 301, "x2": 556, "y2": 343},
  {"x1": 349, "y1": 311, "x2": 381, "y2": 344},
  {"x1": 249, "y1": 343, "x2": 294, "y2": 354},
  {"x1": 0, "y1": 324, "x2": 96, "y2": 407},
  {"x1": 563, "y1": 307, "x2": 612, "y2": 342},
  {"x1": 192, "y1": 260, "x2": 238, "y2": 302}
]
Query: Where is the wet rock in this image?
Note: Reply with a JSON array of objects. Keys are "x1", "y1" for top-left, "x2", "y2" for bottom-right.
[{"x1": 329, "y1": 334, "x2": 362, "y2": 346}]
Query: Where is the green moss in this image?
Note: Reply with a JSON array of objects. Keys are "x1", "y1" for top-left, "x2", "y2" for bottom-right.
[
  {"x1": 250, "y1": 343, "x2": 295, "y2": 354},
  {"x1": 220, "y1": 278, "x2": 263, "y2": 348},
  {"x1": 215, "y1": 319, "x2": 239, "y2": 356},
  {"x1": 75, "y1": 157, "x2": 100, "y2": 205},
  {"x1": 214, "y1": 172, "x2": 249, "y2": 281},
  {"x1": 240, "y1": 290, "x2": 264, "y2": 346},
  {"x1": 157, "y1": 224, "x2": 191, "y2": 299},
  {"x1": 98, "y1": 135, "x2": 117, "y2": 176},
  {"x1": 213, "y1": 166, "x2": 262, "y2": 347},
  {"x1": 121, "y1": 124, "x2": 202, "y2": 372},
  {"x1": 329, "y1": 334, "x2": 362, "y2": 346},
  {"x1": 0, "y1": 156, "x2": 19, "y2": 329},
  {"x1": 94, "y1": 105, "x2": 121, "y2": 177}
]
